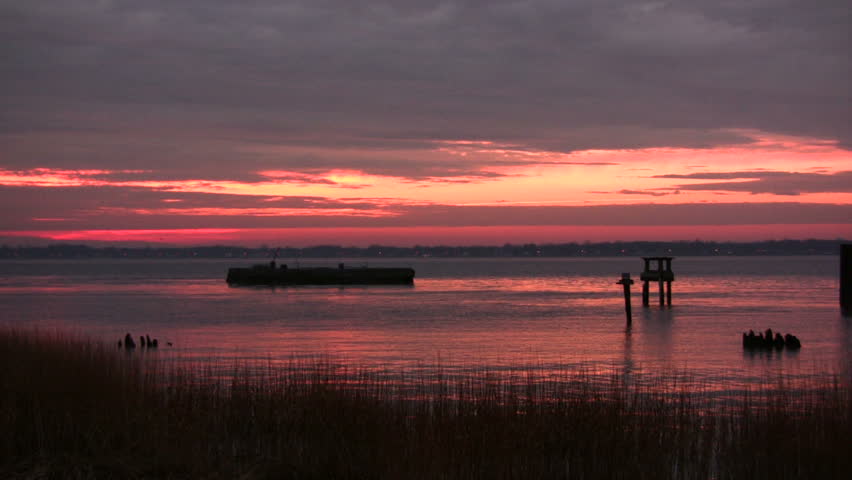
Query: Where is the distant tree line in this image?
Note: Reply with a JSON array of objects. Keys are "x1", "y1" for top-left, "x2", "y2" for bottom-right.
[{"x1": 0, "y1": 239, "x2": 848, "y2": 259}]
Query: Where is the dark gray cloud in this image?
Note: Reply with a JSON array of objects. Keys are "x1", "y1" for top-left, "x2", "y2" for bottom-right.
[
  {"x1": 12, "y1": 201, "x2": 852, "y2": 230},
  {"x1": 655, "y1": 170, "x2": 852, "y2": 195},
  {"x1": 0, "y1": 128, "x2": 618, "y2": 183},
  {"x1": 0, "y1": 185, "x2": 408, "y2": 230},
  {"x1": 1, "y1": 0, "x2": 849, "y2": 182}
]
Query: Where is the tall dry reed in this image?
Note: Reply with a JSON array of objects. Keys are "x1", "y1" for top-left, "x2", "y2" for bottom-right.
[{"x1": 1, "y1": 328, "x2": 848, "y2": 479}]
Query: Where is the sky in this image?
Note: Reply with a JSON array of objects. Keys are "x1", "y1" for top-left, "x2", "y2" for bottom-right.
[{"x1": 1, "y1": 0, "x2": 850, "y2": 246}]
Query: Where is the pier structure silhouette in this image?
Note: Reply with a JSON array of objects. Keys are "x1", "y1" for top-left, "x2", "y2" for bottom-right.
[{"x1": 640, "y1": 257, "x2": 674, "y2": 307}]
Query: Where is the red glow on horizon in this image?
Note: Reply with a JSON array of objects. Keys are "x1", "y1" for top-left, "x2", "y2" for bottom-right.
[
  {"x1": 5, "y1": 224, "x2": 850, "y2": 247},
  {"x1": 5, "y1": 229, "x2": 241, "y2": 244}
]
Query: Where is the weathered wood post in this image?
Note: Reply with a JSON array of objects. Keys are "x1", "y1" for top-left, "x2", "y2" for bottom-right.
[
  {"x1": 642, "y1": 258, "x2": 650, "y2": 306},
  {"x1": 657, "y1": 258, "x2": 665, "y2": 306},
  {"x1": 617, "y1": 273, "x2": 634, "y2": 326},
  {"x1": 665, "y1": 257, "x2": 673, "y2": 306},
  {"x1": 842, "y1": 244, "x2": 852, "y2": 315}
]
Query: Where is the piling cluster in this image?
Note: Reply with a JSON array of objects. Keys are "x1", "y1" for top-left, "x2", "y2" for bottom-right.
[
  {"x1": 742, "y1": 328, "x2": 801, "y2": 350},
  {"x1": 118, "y1": 332, "x2": 165, "y2": 349}
]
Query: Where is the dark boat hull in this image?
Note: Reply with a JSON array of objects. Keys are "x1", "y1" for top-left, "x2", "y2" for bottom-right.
[{"x1": 226, "y1": 265, "x2": 415, "y2": 286}]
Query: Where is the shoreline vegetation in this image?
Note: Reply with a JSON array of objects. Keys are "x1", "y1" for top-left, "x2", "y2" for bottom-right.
[
  {"x1": 1, "y1": 239, "x2": 848, "y2": 259},
  {"x1": 2, "y1": 329, "x2": 849, "y2": 479}
]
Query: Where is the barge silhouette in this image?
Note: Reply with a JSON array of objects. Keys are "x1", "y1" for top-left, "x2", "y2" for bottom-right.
[{"x1": 226, "y1": 262, "x2": 415, "y2": 286}]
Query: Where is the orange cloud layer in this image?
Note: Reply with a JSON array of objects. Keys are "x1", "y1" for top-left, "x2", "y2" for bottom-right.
[
  {"x1": 2, "y1": 130, "x2": 850, "y2": 206},
  {"x1": 1, "y1": 130, "x2": 850, "y2": 245}
]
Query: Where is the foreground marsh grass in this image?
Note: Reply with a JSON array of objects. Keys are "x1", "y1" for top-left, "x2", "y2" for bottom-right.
[{"x1": 1, "y1": 328, "x2": 849, "y2": 479}]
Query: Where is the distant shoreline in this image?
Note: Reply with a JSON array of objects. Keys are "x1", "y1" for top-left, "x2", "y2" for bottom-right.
[{"x1": 1, "y1": 239, "x2": 848, "y2": 259}]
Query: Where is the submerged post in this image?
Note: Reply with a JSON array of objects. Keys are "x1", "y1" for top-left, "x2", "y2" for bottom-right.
[
  {"x1": 842, "y1": 244, "x2": 852, "y2": 315},
  {"x1": 617, "y1": 273, "x2": 634, "y2": 326}
]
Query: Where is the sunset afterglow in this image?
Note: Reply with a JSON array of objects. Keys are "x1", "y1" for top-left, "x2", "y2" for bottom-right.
[
  {"x1": 2, "y1": 2, "x2": 849, "y2": 246},
  {"x1": 2, "y1": 4, "x2": 851, "y2": 476}
]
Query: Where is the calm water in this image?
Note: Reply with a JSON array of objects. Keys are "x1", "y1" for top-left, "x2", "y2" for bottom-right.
[{"x1": 1, "y1": 256, "x2": 849, "y2": 393}]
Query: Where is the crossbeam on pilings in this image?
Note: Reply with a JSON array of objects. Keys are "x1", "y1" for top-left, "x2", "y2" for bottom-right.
[{"x1": 639, "y1": 256, "x2": 674, "y2": 307}]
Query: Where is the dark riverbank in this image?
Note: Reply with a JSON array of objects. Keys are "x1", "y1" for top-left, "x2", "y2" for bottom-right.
[{"x1": 1, "y1": 328, "x2": 849, "y2": 479}]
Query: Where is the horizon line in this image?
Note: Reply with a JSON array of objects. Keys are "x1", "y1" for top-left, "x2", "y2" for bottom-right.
[{"x1": 3, "y1": 238, "x2": 849, "y2": 250}]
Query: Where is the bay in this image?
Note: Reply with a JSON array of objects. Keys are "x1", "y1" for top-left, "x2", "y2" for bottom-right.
[{"x1": 1, "y1": 256, "x2": 849, "y2": 395}]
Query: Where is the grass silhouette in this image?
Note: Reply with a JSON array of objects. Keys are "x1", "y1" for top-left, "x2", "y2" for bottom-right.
[{"x1": 1, "y1": 328, "x2": 848, "y2": 479}]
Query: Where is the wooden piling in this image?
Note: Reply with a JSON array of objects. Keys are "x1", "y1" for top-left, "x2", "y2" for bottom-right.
[
  {"x1": 617, "y1": 273, "x2": 634, "y2": 326},
  {"x1": 666, "y1": 281, "x2": 672, "y2": 306},
  {"x1": 664, "y1": 258, "x2": 672, "y2": 306},
  {"x1": 642, "y1": 281, "x2": 650, "y2": 306},
  {"x1": 842, "y1": 244, "x2": 852, "y2": 315}
]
